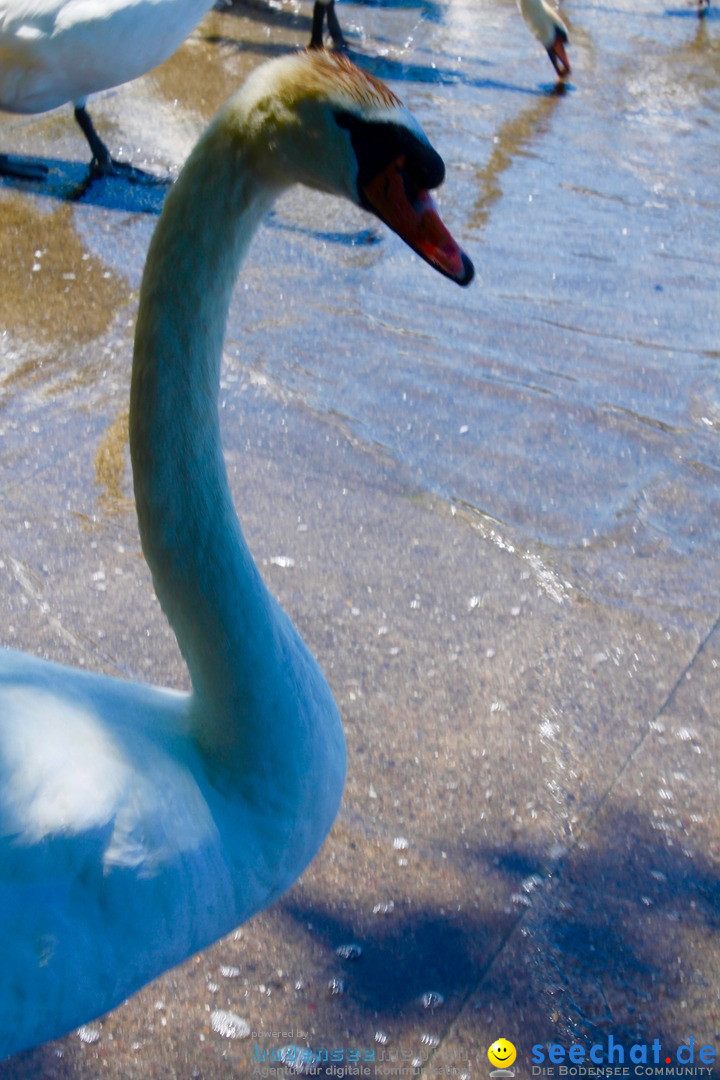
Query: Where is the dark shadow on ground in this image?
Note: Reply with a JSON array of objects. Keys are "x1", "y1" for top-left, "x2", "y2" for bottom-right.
[
  {"x1": 0, "y1": 808, "x2": 716, "y2": 1076},
  {"x1": 665, "y1": 4, "x2": 718, "y2": 17},
  {"x1": 0, "y1": 161, "x2": 170, "y2": 213},
  {"x1": 276, "y1": 805, "x2": 720, "y2": 1075},
  {"x1": 201, "y1": 30, "x2": 544, "y2": 96},
  {"x1": 221, "y1": 0, "x2": 446, "y2": 28}
]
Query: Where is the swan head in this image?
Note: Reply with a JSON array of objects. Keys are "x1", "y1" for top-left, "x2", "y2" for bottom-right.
[
  {"x1": 518, "y1": 0, "x2": 571, "y2": 78},
  {"x1": 224, "y1": 50, "x2": 474, "y2": 286}
]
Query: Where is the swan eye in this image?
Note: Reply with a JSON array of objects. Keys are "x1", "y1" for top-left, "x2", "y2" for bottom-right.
[{"x1": 334, "y1": 111, "x2": 445, "y2": 199}]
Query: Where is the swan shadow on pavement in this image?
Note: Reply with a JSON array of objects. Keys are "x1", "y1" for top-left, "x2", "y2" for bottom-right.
[
  {"x1": 0, "y1": 159, "x2": 171, "y2": 213},
  {"x1": 274, "y1": 802, "x2": 719, "y2": 1075}
]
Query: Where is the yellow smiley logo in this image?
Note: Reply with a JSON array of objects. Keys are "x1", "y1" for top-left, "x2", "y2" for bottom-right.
[{"x1": 488, "y1": 1038, "x2": 517, "y2": 1069}]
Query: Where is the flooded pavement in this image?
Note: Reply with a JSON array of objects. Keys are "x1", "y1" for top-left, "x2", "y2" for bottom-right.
[{"x1": 0, "y1": 0, "x2": 719, "y2": 1076}]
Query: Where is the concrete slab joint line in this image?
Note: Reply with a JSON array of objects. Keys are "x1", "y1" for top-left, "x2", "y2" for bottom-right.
[{"x1": 418, "y1": 607, "x2": 720, "y2": 1069}]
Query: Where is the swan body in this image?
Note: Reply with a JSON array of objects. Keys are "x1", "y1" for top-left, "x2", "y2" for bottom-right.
[
  {"x1": 0, "y1": 49, "x2": 472, "y2": 1059},
  {"x1": 0, "y1": 0, "x2": 352, "y2": 178},
  {"x1": 0, "y1": 0, "x2": 216, "y2": 176},
  {"x1": 0, "y1": 0, "x2": 211, "y2": 113},
  {"x1": 518, "y1": 0, "x2": 571, "y2": 78}
]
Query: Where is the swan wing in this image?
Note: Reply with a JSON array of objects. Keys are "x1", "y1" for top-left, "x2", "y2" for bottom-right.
[{"x1": 0, "y1": 0, "x2": 210, "y2": 112}]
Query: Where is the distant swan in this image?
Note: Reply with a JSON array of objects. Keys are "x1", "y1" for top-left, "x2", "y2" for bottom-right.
[
  {"x1": 518, "y1": 0, "x2": 571, "y2": 78},
  {"x1": 0, "y1": 49, "x2": 472, "y2": 1059},
  {"x1": 0, "y1": 0, "x2": 352, "y2": 182}
]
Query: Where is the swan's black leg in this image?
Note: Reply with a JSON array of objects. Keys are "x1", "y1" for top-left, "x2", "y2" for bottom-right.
[
  {"x1": 309, "y1": 0, "x2": 346, "y2": 50},
  {"x1": 326, "y1": 0, "x2": 347, "y2": 50},
  {"x1": 74, "y1": 103, "x2": 115, "y2": 172},
  {"x1": 309, "y1": 0, "x2": 326, "y2": 48},
  {"x1": 0, "y1": 153, "x2": 48, "y2": 181},
  {"x1": 73, "y1": 103, "x2": 165, "y2": 186}
]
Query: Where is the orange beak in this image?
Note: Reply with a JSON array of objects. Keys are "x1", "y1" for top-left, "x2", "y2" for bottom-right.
[
  {"x1": 362, "y1": 155, "x2": 474, "y2": 287},
  {"x1": 548, "y1": 35, "x2": 571, "y2": 78}
]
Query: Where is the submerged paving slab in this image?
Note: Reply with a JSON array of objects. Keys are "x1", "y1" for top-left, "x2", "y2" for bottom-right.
[
  {"x1": 0, "y1": 177, "x2": 716, "y2": 1080},
  {"x1": 429, "y1": 620, "x2": 720, "y2": 1078},
  {"x1": 0, "y1": 0, "x2": 718, "y2": 1075},
  {"x1": 0, "y1": 386, "x2": 712, "y2": 1077}
]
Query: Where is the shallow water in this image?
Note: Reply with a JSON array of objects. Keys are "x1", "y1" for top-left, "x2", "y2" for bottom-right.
[
  {"x1": 2, "y1": 0, "x2": 718, "y2": 636},
  {"x1": 0, "y1": 0, "x2": 718, "y2": 1072},
  {"x1": 240, "y1": 0, "x2": 720, "y2": 628}
]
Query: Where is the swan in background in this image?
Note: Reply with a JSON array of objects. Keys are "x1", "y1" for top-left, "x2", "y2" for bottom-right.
[
  {"x1": 0, "y1": 49, "x2": 472, "y2": 1059},
  {"x1": 518, "y1": 0, "x2": 571, "y2": 78},
  {"x1": 0, "y1": 0, "x2": 354, "y2": 183},
  {"x1": 0, "y1": 0, "x2": 219, "y2": 180}
]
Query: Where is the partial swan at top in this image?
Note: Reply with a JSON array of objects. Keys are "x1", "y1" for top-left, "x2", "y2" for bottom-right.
[{"x1": 0, "y1": 0, "x2": 352, "y2": 183}]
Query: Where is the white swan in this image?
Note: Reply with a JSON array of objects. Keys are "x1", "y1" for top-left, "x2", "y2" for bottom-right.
[
  {"x1": 0, "y1": 0, "x2": 220, "y2": 179},
  {"x1": 0, "y1": 0, "x2": 351, "y2": 181},
  {"x1": 0, "y1": 49, "x2": 472, "y2": 1059},
  {"x1": 518, "y1": 0, "x2": 571, "y2": 78}
]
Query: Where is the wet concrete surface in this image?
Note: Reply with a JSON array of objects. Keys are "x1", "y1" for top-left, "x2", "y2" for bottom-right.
[{"x1": 0, "y1": 0, "x2": 719, "y2": 1076}]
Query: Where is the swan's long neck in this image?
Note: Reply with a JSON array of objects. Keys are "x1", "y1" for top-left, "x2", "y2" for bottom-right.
[
  {"x1": 519, "y1": 0, "x2": 556, "y2": 43},
  {"x1": 130, "y1": 114, "x2": 290, "y2": 767}
]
